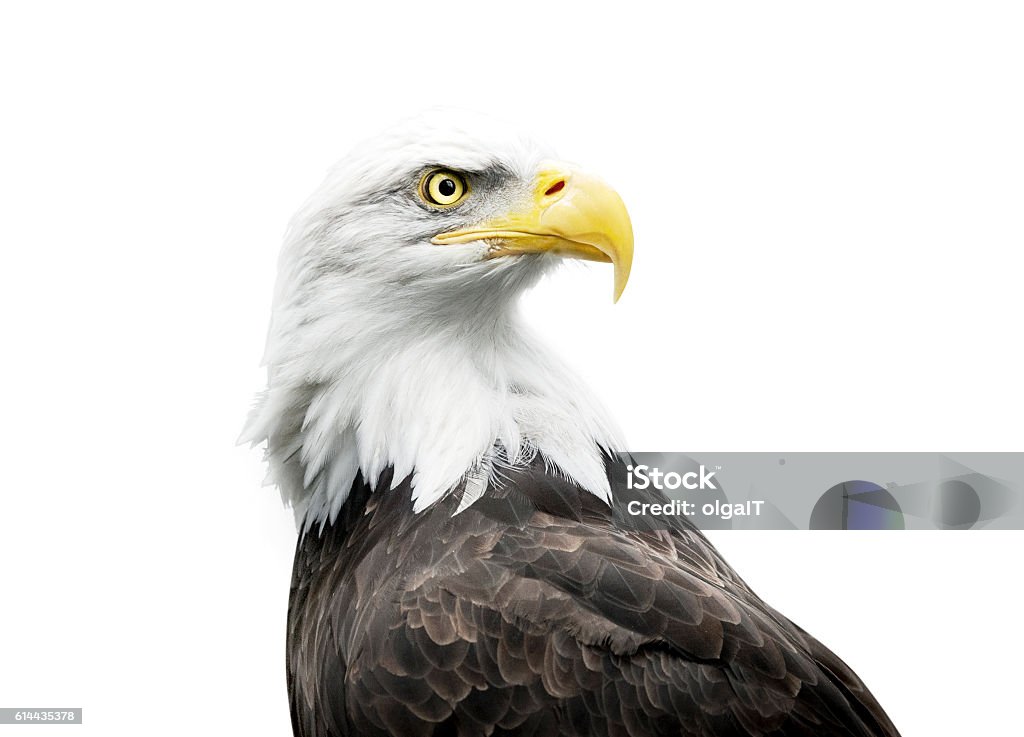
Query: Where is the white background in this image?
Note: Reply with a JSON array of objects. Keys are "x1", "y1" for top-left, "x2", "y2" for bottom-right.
[{"x1": 1, "y1": 2, "x2": 1021, "y2": 735}]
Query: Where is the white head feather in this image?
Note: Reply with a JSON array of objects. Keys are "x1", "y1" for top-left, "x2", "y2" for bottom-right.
[{"x1": 242, "y1": 111, "x2": 625, "y2": 529}]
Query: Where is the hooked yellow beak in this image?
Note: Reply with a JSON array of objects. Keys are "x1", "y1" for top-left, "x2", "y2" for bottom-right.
[{"x1": 430, "y1": 165, "x2": 634, "y2": 302}]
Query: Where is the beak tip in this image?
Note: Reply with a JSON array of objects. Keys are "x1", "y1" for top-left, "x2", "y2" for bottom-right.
[{"x1": 612, "y1": 259, "x2": 631, "y2": 303}]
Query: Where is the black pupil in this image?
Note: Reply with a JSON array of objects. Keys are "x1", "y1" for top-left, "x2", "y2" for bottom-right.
[{"x1": 438, "y1": 178, "x2": 457, "y2": 198}]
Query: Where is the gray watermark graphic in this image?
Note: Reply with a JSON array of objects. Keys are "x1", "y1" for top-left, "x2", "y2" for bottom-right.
[{"x1": 612, "y1": 453, "x2": 1023, "y2": 530}]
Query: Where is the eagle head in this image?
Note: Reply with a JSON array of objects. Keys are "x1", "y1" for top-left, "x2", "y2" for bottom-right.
[{"x1": 244, "y1": 111, "x2": 634, "y2": 527}]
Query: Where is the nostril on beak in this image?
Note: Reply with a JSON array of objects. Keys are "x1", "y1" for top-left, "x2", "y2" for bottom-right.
[{"x1": 544, "y1": 180, "x2": 566, "y2": 197}]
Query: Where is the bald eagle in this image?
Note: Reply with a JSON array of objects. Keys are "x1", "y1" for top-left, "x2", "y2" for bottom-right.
[{"x1": 244, "y1": 112, "x2": 900, "y2": 737}]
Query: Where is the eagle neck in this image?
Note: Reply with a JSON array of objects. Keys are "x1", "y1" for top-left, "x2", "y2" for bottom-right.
[{"x1": 249, "y1": 285, "x2": 624, "y2": 529}]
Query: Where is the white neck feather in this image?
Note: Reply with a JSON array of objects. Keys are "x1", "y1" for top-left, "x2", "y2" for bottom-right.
[{"x1": 243, "y1": 275, "x2": 624, "y2": 529}]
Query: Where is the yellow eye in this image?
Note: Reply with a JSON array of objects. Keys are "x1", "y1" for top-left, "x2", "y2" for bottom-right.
[{"x1": 420, "y1": 169, "x2": 469, "y2": 207}]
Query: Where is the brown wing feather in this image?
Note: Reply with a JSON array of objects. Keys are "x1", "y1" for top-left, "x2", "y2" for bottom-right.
[{"x1": 287, "y1": 458, "x2": 900, "y2": 737}]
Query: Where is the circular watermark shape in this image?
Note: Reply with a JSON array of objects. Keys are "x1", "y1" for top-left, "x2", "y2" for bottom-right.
[
  {"x1": 931, "y1": 480, "x2": 981, "y2": 530},
  {"x1": 809, "y1": 480, "x2": 905, "y2": 530}
]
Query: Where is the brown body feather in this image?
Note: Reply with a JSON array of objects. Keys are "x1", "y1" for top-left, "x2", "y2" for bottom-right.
[{"x1": 287, "y1": 456, "x2": 899, "y2": 737}]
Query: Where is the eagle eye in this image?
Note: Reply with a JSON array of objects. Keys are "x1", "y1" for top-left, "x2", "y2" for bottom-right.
[{"x1": 420, "y1": 169, "x2": 469, "y2": 208}]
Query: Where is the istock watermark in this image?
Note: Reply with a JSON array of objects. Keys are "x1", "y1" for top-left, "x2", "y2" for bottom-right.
[
  {"x1": 626, "y1": 463, "x2": 718, "y2": 491},
  {"x1": 612, "y1": 452, "x2": 1024, "y2": 530}
]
